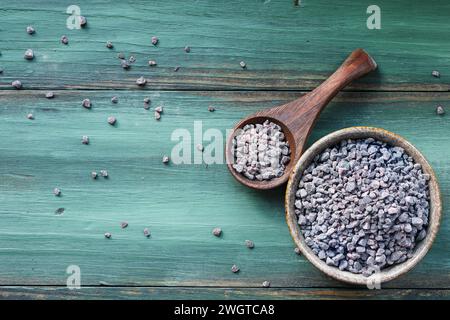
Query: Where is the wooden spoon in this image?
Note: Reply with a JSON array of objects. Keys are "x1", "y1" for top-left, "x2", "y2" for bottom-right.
[{"x1": 225, "y1": 49, "x2": 377, "y2": 190}]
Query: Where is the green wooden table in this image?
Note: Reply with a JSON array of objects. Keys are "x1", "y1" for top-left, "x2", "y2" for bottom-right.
[{"x1": 0, "y1": 0, "x2": 449, "y2": 300}]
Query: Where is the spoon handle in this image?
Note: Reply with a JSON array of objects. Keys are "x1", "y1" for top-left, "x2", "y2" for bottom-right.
[{"x1": 303, "y1": 49, "x2": 377, "y2": 110}]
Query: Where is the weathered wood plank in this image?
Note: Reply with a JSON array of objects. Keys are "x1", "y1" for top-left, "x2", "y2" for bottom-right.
[
  {"x1": 0, "y1": 0, "x2": 449, "y2": 91},
  {"x1": 0, "y1": 90, "x2": 449, "y2": 289},
  {"x1": 0, "y1": 286, "x2": 449, "y2": 300}
]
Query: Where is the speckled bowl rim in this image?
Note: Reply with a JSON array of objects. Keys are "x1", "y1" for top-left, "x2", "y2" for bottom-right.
[{"x1": 285, "y1": 126, "x2": 442, "y2": 286}]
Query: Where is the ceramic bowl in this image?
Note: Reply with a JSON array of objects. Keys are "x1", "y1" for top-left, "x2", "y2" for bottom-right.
[{"x1": 285, "y1": 127, "x2": 442, "y2": 285}]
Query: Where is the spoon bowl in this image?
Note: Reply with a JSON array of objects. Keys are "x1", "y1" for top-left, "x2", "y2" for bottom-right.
[
  {"x1": 226, "y1": 49, "x2": 378, "y2": 190},
  {"x1": 226, "y1": 116, "x2": 297, "y2": 189}
]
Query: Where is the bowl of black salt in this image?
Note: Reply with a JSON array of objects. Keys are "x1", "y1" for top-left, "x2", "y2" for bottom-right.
[{"x1": 285, "y1": 127, "x2": 442, "y2": 285}]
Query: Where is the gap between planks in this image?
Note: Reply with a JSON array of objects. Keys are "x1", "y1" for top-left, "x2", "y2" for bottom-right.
[
  {"x1": 0, "y1": 285, "x2": 449, "y2": 290},
  {"x1": 1, "y1": 88, "x2": 449, "y2": 93}
]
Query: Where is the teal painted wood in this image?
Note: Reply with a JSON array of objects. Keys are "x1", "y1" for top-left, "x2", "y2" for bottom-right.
[
  {"x1": 0, "y1": 0, "x2": 449, "y2": 91},
  {"x1": 1, "y1": 0, "x2": 450, "y2": 299},
  {"x1": 1, "y1": 286, "x2": 449, "y2": 300},
  {"x1": 0, "y1": 90, "x2": 449, "y2": 291}
]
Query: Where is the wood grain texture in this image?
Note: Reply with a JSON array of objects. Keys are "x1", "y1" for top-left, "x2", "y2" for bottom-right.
[
  {"x1": 0, "y1": 0, "x2": 450, "y2": 91},
  {"x1": 0, "y1": 90, "x2": 449, "y2": 292},
  {"x1": 1, "y1": 286, "x2": 449, "y2": 300}
]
